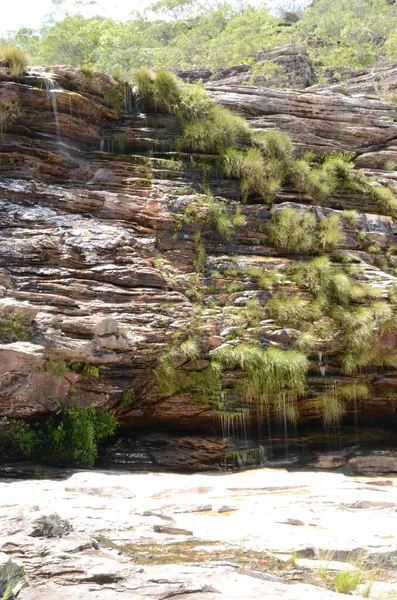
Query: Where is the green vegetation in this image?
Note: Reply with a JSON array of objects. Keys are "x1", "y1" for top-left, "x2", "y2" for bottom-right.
[
  {"x1": 266, "y1": 207, "x2": 316, "y2": 253},
  {"x1": 6, "y1": 0, "x2": 397, "y2": 78},
  {"x1": 215, "y1": 343, "x2": 308, "y2": 407},
  {"x1": 333, "y1": 570, "x2": 361, "y2": 594},
  {"x1": 118, "y1": 388, "x2": 136, "y2": 409},
  {"x1": 0, "y1": 403, "x2": 118, "y2": 467},
  {"x1": 0, "y1": 101, "x2": 21, "y2": 136},
  {"x1": 132, "y1": 67, "x2": 181, "y2": 113},
  {"x1": 155, "y1": 329, "x2": 308, "y2": 422},
  {"x1": 70, "y1": 362, "x2": 100, "y2": 378},
  {"x1": 181, "y1": 105, "x2": 250, "y2": 154},
  {"x1": 0, "y1": 561, "x2": 26, "y2": 600},
  {"x1": 265, "y1": 207, "x2": 346, "y2": 254},
  {"x1": 266, "y1": 292, "x2": 309, "y2": 327},
  {"x1": 0, "y1": 45, "x2": 27, "y2": 76},
  {"x1": 0, "y1": 309, "x2": 31, "y2": 342}
]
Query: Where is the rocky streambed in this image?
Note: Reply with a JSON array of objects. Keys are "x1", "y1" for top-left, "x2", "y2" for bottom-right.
[{"x1": 2, "y1": 468, "x2": 397, "y2": 599}]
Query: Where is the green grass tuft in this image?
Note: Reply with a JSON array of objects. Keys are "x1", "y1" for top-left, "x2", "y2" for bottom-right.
[{"x1": 0, "y1": 45, "x2": 27, "y2": 77}]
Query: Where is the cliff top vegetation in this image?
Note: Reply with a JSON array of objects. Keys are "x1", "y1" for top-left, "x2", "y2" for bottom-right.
[{"x1": 2, "y1": 0, "x2": 397, "y2": 79}]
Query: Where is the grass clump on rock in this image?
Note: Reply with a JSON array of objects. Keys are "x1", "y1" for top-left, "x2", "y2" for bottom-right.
[
  {"x1": 0, "y1": 45, "x2": 27, "y2": 77},
  {"x1": 265, "y1": 207, "x2": 345, "y2": 254},
  {"x1": 266, "y1": 207, "x2": 316, "y2": 253},
  {"x1": 132, "y1": 67, "x2": 181, "y2": 113},
  {"x1": 181, "y1": 105, "x2": 250, "y2": 153}
]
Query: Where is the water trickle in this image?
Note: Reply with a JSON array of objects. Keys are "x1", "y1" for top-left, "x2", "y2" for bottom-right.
[
  {"x1": 42, "y1": 76, "x2": 62, "y2": 139},
  {"x1": 318, "y1": 350, "x2": 327, "y2": 377},
  {"x1": 100, "y1": 138, "x2": 105, "y2": 152},
  {"x1": 124, "y1": 83, "x2": 134, "y2": 114}
]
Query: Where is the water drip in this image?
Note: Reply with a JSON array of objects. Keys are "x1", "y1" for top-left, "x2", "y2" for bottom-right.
[
  {"x1": 42, "y1": 76, "x2": 62, "y2": 139},
  {"x1": 222, "y1": 445, "x2": 266, "y2": 470},
  {"x1": 124, "y1": 83, "x2": 134, "y2": 114},
  {"x1": 318, "y1": 350, "x2": 327, "y2": 376}
]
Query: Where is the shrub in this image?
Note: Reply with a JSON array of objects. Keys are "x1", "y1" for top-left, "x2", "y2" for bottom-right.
[
  {"x1": 47, "y1": 404, "x2": 117, "y2": 465},
  {"x1": 70, "y1": 362, "x2": 100, "y2": 377},
  {"x1": 0, "y1": 404, "x2": 118, "y2": 467},
  {"x1": 306, "y1": 167, "x2": 337, "y2": 202},
  {"x1": 317, "y1": 214, "x2": 345, "y2": 250},
  {"x1": 45, "y1": 358, "x2": 69, "y2": 378},
  {"x1": 253, "y1": 129, "x2": 294, "y2": 163},
  {"x1": 224, "y1": 142, "x2": 287, "y2": 201},
  {"x1": 289, "y1": 256, "x2": 333, "y2": 296},
  {"x1": 367, "y1": 183, "x2": 397, "y2": 216},
  {"x1": 329, "y1": 272, "x2": 356, "y2": 303},
  {"x1": 0, "y1": 309, "x2": 31, "y2": 342},
  {"x1": 342, "y1": 209, "x2": 359, "y2": 227},
  {"x1": 266, "y1": 292, "x2": 309, "y2": 327},
  {"x1": 288, "y1": 160, "x2": 337, "y2": 201},
  {"x1": 288, "y1": 158, "x2": 312, "y2": 194},
  {"x1": 132, "y1": 66, "x2": 155, "y2": 109},
  {"x1": 215, "y1": 343, "x2": 309, "y2": 404},
  {"x1": 9, "y1": 421, "x2": 41, "y2": 458},
  {"x1": 0, "y1": 45, "x2": 27, "y2": 77},
  {"x1": 181, "y1": 192, "x2": 235, "y2": 240},
  {"x1": 103, "y1": 85, "x2": 124, "y2": 113},
  {"x1": 316, "y1": 392, "x2": 347, "y2": 425},
  {"x1": 0, "y1": 101, "x2": 21, "y2": 136},
  {"x1": 322, "y1": 156, "x2": 355, "y2": 182},
  {"x1": 334, "y1": 570, "x2": 361, "y2": 594},
  {"x1": 153, "y1": 70, "x2": 181, "y2": 113},
  {"x1": 266, "y1": 207, "x2": 316, "y2": 253},
  {"x1": 175, "y1": 83, "x2": 211, "y2": 120},
  {"x1": 181, "y1": 105, "x2": 250, "y2": 153}
]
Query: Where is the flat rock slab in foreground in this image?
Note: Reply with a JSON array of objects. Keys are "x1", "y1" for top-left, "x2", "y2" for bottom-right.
[{"x1": 1, "y1": 468, "x2": 397, "y2": 599}]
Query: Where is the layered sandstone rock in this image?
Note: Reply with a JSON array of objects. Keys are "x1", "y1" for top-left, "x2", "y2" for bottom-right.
[{"x1": 1, "y1": 55, "x2": 397, "y2": 469}]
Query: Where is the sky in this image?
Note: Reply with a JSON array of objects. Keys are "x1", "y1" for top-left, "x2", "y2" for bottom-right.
[{"x1": 0, "y1": 0, "x2": 310, "y2": 35}]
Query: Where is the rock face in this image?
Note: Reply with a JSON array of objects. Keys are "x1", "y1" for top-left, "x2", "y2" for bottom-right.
[
  {"x1": 1, "y1": 56, "x2": 397, "y2": 469},
  {"x1": 209, "y1": 44, "x2": 315, "y2": 88},
  {"x1": 177, "y1": 44, "x2": 315, "y2": 89},
  {"x1": 1, "y1": 468, "x2": 397, "y2": 599}
]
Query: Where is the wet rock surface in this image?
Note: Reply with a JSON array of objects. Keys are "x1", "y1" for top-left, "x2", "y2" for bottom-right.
[
  {"x1": 0, "y1": 468, "x2": 396, "y2": 599},
  {"x1": 1, "y1": 57, "x2": 397, "y2": 469}
]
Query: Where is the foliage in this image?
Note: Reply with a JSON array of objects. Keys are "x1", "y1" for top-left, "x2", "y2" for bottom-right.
[
  {"x1": 70, "y1": 362, "x2": 100, "y2": 377},
  {"x1": 224, "y1": 146, "x2": 283, "y2": 201},
  {"x1": 0, "y1": 101, "x2": 21, "y2": 136},
  {"x1": 317, "y1": 214, "x2": 345, "y2": 250},
  {"x1": 0, "y1": 309, "x2": 31, "y2": 343},
  {"x1": 253, "y1": 129, "x2": 294, "y2": 164},
  {"x1": 103, "y1": 85, "x2": 124, "y2": 113},
  {"x1": 132, "y1": 67, "x2": 156, "y2": 109},
  {"x1": 266, "y1": 207, "x2": 316, "y2": 253},
  {"x1": 153, "y1": 70, "x2": 182, "y2": 113},
  {"x1": 333, "y1": 570, "x2": 361, "y2": 594},
  {"x1": 215, "y1": 343, "x2": 309, "y2": 404},
  {"x1": 7, "y1": 0, "x2": 397, "y2": 77},
  {"x1": 316, "y1": 392, "x2": 347, "y2": 425},
  {"x1": 266, "y1": 207, "x2": 346, "y2": 254},
  {"x1": 181, "y1": 104, "x2": 250, "y2": 153},
  {"x1": 0, "y1": 561, "x2": 26, "y2": 600},
  {"x1": 118, "y1": 388, "x2": 136, "y2": 409},
  {"x1": 0, "y1": 403, "x2": 118, "y2": 467},
  {"x1": 175, "y1": 83, "x2": 211, "y2": 121},
  {"x1": 266, "y1": 292, "x2": 309, "y2": 327},
  {"x1": 44, "y1": 358, "x2": 69, "y2": 378},
  {"x1": 0, "y1": 45, "x2": 27, "y2": 76}
]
